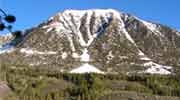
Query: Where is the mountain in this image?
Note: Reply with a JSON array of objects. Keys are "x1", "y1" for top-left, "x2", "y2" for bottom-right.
[{"x1": 0, "y1": 9, "x2": 180, "y2": 75}]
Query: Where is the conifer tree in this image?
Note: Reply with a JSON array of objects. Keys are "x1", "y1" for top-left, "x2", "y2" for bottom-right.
[{"x1": 0, "y1": 8, "x2": 22, "y2": 38}]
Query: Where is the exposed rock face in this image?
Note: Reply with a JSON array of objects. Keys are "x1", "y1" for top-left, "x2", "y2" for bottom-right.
[{"x1": 0, "y1": 9, "x2": 179, "y2": 74}]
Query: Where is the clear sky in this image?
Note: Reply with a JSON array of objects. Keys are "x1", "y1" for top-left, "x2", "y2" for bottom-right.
[{"x1": 0, "y1": 0, "x2": 180, "y2": 33}]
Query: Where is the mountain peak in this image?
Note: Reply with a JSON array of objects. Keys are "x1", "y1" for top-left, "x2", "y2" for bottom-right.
[{"x1": 50, "y1": 9, "x2": 122, "y2": 20}]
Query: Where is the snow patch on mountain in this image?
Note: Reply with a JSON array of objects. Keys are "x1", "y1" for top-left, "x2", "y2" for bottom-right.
[
  {"x1": 135, "y1": 17, "x2": 163, "y2": 36},
  {"x1": 61, "y1": 52, "x2": 68, "y2": 59},
  {"x1": 176, "y1": 31, "x2": 179, "y2": 35},
  {"x1": 140, "y1": 57, "x2": 151, "y2": 61},
  {"x1": 142, "y1": 61, "x2": 172, "y2": 75},
  {"x1": 80, "y1": 48, "x2": 90, "y2": 62},
  {"x1": 138, "y1": 51, "x2": 151, "y2": 61},
  {"x1": 70, "y1": 63, "x2": 104, "y2": 74},
  {"x1": 20, "y1": 48, "x2": 57, "y2": 55},
  {"x1": 0, "y1": 44, "x2": 14, "y2": 54},
  {"x1": 107, "y1": 51, "x2": 114, "y2": 60},
  {"x1": 121, "y1": 27, "x2": 135, "y2": 44},
  {"x1": 46, "y1": 27, "x2": 53, "y2": 33},
  {"x1": 117, "y1": 15, "x2": 135, "y2": 44},
  {"x1": 138, "y1": 51, "x2": 145, "y2": 56},
  {"x1": 72, "y1": 52, "x2": 79, "y2": 58}
]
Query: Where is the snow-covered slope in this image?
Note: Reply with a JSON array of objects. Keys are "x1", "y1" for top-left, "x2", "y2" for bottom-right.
[
  {"x1": 0, "y1": 9, "x2": 179, "y2": 75},
  {"x1": 70, "y1": 63, "x2": 104, "y2": 74}
]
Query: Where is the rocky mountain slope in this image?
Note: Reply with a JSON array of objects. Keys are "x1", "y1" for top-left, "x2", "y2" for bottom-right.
[{"x1": 0, "y1": 9, "x2": 180, "y2": 75}]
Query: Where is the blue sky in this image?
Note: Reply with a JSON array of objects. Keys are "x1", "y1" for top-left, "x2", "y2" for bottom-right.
[{"x1": 0, "y1": 0, "x2": 180, "y2": 34}]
